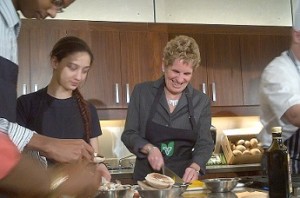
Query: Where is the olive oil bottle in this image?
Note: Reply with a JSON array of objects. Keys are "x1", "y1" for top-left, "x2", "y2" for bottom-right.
[{"x1": 267, "y1": 126, "x2": 292, "y2": 198}]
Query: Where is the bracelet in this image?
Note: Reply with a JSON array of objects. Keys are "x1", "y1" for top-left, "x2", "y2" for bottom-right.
[
  {"x1": 50, "y1": 173, "x2": 69, "y2": 191},
  {"x1": 48, "y1": 168, "x2": 70, "y2": 197}
]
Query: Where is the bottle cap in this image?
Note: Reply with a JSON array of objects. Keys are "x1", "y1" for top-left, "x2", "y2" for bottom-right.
[{"x1": 271, "y1": 126, "x2": 282, "y2": 133}]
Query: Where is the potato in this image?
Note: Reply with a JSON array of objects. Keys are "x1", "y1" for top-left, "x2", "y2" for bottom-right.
[
  {"x1": 233, "y1": 149, "x2": 243, "y2": 156},
  {"x1": 235, "y1": 145, "x2": 246, "y2": 152},
  {"x1": 244, "y1": 140, "x2": 251, "y2": 148},
  {"x1": 236, "y1": 139, "x2": 245, "y2": 145},
  {"x1": 250, "y1": 148, "x2": 261, "y2": 155},
  {"x1": 242, "y1": 150, "x2": 251, "y2": 155},
  {"x1": 231, "y1": 143, "x2": 236, "y2": 151},
  {"x1": 250, "y1": 138, "x2": 258, "y2": 148}
]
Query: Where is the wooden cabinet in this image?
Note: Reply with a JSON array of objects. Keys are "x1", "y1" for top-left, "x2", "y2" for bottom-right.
[
  {"x1": 17, "y1": 20, "x2": 290, "y2": 118},
  {"x1": 18, "y1": 20, "x2": 168, "y2": 115},
  {"x1": 18, "y1": 25, "x2": 30, "y2": 97},
  {"x1": 79, "y1": 27, "x2": 121, "y2": 109},
  {"x1": 168, "y1": 33, "x2": 243, "y2": 106},
  {"x1": 240, "y1": 34, "x2": 290, "y2": 105},
  {"x1": 120, "y1": 31, "x2": 167, "y2": 107},
  {"x1": 206, "y1": 34, "x2": 243, "y2": 106},
  {"x1": 76, "y1": 23, "x2": 168, "y2": 113},
  {"x1": 169, "y1": 26, "x2": 290, "y2": 110},
  {"x1": 18, "y1": 20, "x2": 67, "y2": 97}
]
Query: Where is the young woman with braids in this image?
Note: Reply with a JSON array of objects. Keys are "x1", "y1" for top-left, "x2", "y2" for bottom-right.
[{"x1": 16, "y1": 36, "x2": 111, "y2": 181}]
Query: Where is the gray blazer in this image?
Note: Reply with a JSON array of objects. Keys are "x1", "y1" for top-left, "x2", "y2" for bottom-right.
[{"x1": 121, "y1": 77, "x2": 214, "y2": 174}]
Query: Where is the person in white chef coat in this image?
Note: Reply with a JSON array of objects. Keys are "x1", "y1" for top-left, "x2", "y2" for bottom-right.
[{"x1": 257, "y1": 2, "x2": 300, "y2": 174}]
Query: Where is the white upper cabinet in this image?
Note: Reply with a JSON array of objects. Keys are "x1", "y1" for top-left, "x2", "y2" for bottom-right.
[
  {"x1": 155, "y1": 0, "x2": 292, "y2": 26},
  {"x1": 41, "y1": 0, "x2": 155, "y2": 22},
  {"x1": 21, "y1": 0, "x2": 293, "y2": 26}
]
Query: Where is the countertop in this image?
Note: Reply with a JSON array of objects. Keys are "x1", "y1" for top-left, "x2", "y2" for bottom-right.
[
  {"x1": 109, "y1": 163, "x2": 262, "y2": 176},
  {"x1": 106, "y1": 171, "x2": 300, "y2": 198},
  {"x1": 96, "y1": 186, "x2": 269, "y2": 198},
  {"x1": 206, "y1": 163, "x2": 262, "y2": 173},
  {"x1": 182, "y1": 187, "x2": 268, "y2": 198}
]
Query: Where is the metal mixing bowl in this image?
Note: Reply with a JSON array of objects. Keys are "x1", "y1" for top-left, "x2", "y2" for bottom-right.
[
  {"x1": 137, "y1": 184, "x2": 188, "y2": 198},
  {"x1": 203, "y1": 178, "x2": 238, "y2": 193},
  {"x1": 94, "y1": 188, "x2": 132, "y2": 198}
]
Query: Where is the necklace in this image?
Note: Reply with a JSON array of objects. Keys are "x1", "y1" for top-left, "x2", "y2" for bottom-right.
[{"x1": 167, "y1": 99, "x2": 179, "y2": 107}]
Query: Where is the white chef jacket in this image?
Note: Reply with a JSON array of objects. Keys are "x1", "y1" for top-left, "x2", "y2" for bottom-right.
[{"x1": 257, "y1": 50, "x2": 300, "y2": 147}]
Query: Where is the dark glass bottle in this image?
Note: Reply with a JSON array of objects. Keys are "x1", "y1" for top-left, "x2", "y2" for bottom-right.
[{"x1": 267, "y1": 126, "x2": 292, "y2": 198}]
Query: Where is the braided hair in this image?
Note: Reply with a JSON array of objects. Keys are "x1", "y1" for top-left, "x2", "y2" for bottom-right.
[{"x1": 50, "y1": 36, "x2": 94, "y2": 142}]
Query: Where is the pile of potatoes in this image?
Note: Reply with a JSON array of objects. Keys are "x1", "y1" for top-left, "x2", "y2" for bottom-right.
[{"x1": 230, "y1": 138, "x2": 263, "y2": 156}]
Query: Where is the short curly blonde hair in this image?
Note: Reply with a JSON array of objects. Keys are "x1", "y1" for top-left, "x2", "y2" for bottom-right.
[{"x1": 163, "y1": 35, "x2": 201, "y2": 70}]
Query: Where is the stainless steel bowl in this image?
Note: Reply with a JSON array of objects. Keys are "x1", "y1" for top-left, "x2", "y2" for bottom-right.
[
  {"x1": 137, "y1": 184, "x2": 188, "y2": 198},
  {"x1": 94, "y1": 188, "x2": 132, "y2": 198},
  {"x1": 207, "y1": 192, "x2": 238, "y2": 198},
  {"x1": 203, "y1": 178, "x2": 238, "y2": 193}
]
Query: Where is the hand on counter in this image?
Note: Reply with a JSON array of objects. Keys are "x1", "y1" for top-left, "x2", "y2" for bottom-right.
[{"x1": 183, "y1": 163, "x2": 200, "y2": 183}]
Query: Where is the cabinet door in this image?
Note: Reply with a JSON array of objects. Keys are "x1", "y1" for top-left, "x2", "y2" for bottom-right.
[
  {"x1": 206, "y1": 34, "x2": 243, "y2": 106},
  {"x1": 18, "y1": 27, "x2": 31, "y2": 97},
  {"x1": 18, "y1": 20, "x2": 66, "y2": 96},
  {"x1": 240, "y1": 35, "x2": 290, "y2": 105},
  {"x1": 66, "y1": 23, "x2": 91, "y2": 46},
  {"x1": 30, "y1": 27, "x2": 66, "y2": 92},
  {"x1": 120, "y1": 31, "x2": 167, "y2": 107},
  {"x1": 80, "y1": 29, "x2": 122, "y2": 109},
  {"x1": 188, "y1": 34, "x2": 208, "y2": 93}
]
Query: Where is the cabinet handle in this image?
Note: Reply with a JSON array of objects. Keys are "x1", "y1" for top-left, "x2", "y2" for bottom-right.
[
  {"x1": 22, "y1": 84, "x2": 27, "y2": 95},
  {"x1": 202, "y1": 83, "x2": 206, "y2": 94},
  {"x1": 115, "y1": 83, "x2": 120, "y2": 104},
  {"x1": 34, "y1": 84, "x2": 38, "y2": 92},
  {"x1": 212, "y1": 82, "x2": 217, "y2": 102},
  {"x1": 126, "y1": 83, "x2": 130, "y2": 104}
]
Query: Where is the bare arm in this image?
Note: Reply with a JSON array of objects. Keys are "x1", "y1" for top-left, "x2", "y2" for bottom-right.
[
  {"x1": 0, "y1": 154, "x2": 50, "y2": 197},
  {"x1": 90, "y1": 137, "x2": 111, "y2": 181},
  {"x1": 0, "y1": 155, "x2": 101, "y2": 197},
  {"x1": 90, "y1": 137, "x2": 99, "y2": 154},
  {"x1": 27, "y1": 134, "x2": 94, "y2": 163},
  {"x1": 283, "y1": 104, "x2": 300, "y2": 127}
]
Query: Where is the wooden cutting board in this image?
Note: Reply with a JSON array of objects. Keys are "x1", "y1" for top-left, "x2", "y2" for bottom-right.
[{"x1": 235, "y1": 191, "x2": 268, "y2": 198}]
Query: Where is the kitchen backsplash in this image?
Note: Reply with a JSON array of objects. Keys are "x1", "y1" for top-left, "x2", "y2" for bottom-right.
[{"x1": 98, "y1": 116, "x2": 263, "y2": 159}]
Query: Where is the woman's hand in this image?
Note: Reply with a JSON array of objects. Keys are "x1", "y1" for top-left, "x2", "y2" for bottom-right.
[
  {"x1": 182, "y1": 163, "x2": 200, "y2": 183},
  {"x1": 146, "y1": 145, "x2": 164, "y2": 171},
  {"x1": 96, "y1": 163, "x2": 111, "y2": 182},
  {"x1": 29, "y1": 134, "x2": 94, "y2": 163}
]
